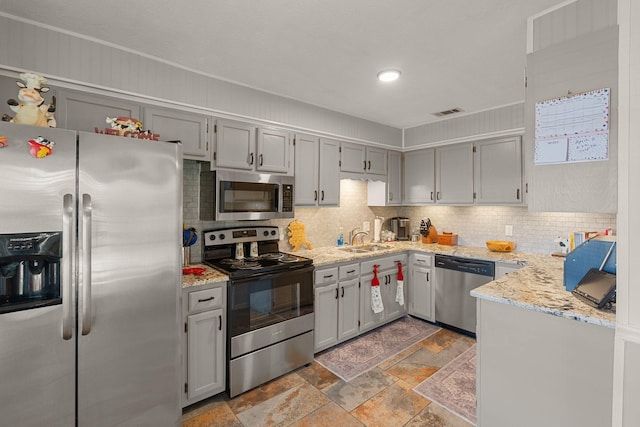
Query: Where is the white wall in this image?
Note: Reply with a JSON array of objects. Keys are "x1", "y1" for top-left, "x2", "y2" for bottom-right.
[
  {"x1": 612, "y1": 0, "x2": 640, "y2": 424},
  {"x1": 0, "y1": 13, "x2": 402, "y2": 148}
]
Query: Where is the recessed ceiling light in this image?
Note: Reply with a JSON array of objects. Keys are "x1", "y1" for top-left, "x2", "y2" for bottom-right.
[{"x1": 377, "y1": 69, "x2": 401, "y2": 82}]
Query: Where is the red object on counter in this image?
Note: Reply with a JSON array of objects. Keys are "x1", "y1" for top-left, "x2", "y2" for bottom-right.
[{"x1": 182, "y1": 267, "x2": 206, "y2": 276}]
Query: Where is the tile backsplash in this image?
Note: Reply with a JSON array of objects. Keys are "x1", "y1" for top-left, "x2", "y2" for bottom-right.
[{"x1": 183, "y1": 161, "x2": 616, "y2": 262}]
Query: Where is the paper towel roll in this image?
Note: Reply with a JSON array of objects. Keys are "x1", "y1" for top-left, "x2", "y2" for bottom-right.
[{"x1": 374, "y1": 217, "x2": 383, "y2": 242}]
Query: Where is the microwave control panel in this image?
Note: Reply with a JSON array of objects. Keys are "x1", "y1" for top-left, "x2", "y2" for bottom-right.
[{"x1": 282, "y1": 184, "x2": 293, "y2": 212}]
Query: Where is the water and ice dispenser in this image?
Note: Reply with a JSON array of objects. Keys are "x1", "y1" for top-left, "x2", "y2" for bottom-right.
[{"x1": 0, "y1": 232, "x2": 62, "y2": 314}]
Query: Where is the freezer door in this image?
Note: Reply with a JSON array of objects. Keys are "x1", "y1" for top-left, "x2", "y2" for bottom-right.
[
  {"x1": 0, "y1": 122, "x2": 77, "y2": 426},
  {"x1": 76, "y1": 132, "x2": 182, "y2": 425}
]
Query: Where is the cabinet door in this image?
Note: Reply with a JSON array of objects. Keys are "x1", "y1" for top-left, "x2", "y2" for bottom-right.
[
  {"x1": 257, "y1": 127, "x2": 290, "y2": 173},
  {"x1": 360, "y1": 273, "x2": 385, "y2": 332},
  {"x1": 382, "y1": 268, "x2": 407, "y2": 320},
  {"x1": 338, "y1": 278, "x2": 360, "y2": 341},
  {"x1": 187, "y1": 308, "x2": 224, "y2": 400},
  {"x1": 143, "y1": 106, "x2": 209, "y2": 160},
  {"x1": 387, "y1": 151, "x2": 402, "y2": 205},
  {"x1": 318, "y1": 138, "x2": 341, "y2": 205},
  {"x1": 474, "y1": 137, "x2": 523, "y2": 204},
  {"x1": 366, "y1": 146, "x2": 387, "y2": 176},
  {"x1": 215, "y1": 119, "x2": 255, "y2": 170},
  {"x1": 403, "y1": 148, "x2": 435, "y2": 204},
  {"x1": 294, "y1": 134, "x2": 320, "y2": 206},
  {"x1": 340, "y1": 141, "x2": 366, "y2": 173},
  {"x1": 56, "y1": 90, "x2": 142, "y2": 134},
  {"x1": 436, "y1": 143, "x2": 474, "y2": 204},
  {"x1": 409, "y1": 266, "x2": 433, "y2": 321},
  {"x1": 314, "y1": 283, "x2": 339, "y2": 351}
]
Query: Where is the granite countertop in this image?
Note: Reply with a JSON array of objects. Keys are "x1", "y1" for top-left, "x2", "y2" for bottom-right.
[
  {"x1": 291, "y1": 241, "x2": 616, "y2": 329},
  {"x1": 182, "y1": 263, "x2": 228, "y2": 288}
]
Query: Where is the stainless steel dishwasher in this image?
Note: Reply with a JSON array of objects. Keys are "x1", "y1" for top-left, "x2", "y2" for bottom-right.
[{"x1": 434, "y1": 255, "x2": 495, "y2": 335}]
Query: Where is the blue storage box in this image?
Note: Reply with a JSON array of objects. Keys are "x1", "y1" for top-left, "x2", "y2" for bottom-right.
[{"x1": 563, "y1": 236, "x2": 616, "y2": 292}]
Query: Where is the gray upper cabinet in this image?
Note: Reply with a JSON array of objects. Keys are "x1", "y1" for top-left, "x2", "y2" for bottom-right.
[
  {"x1": 386, "y1": 151, "x2": 402, "y2": 205},
  {"x1": 143, "y1": 107, "x2": 209, "y2": 160},
  {"x1": 318, "y1": 138, "x2": 341, "y2": 205},
  {"x1": 435, "y1": 143, "x2": 474, "y2": 204},
  {"x1": 340, "y1": 141, "x2": 387, "y2": 176},
  {"x1": 294, "y1": 134, "x2": 339, "y2": 206},
  {"x1": 213, "y1": 119, "x2": 256, "y2": 170},
  {"x1": 368, "y1": 150, "x2": 402, "y2": 206},
  {"x1": 257, "y1": 127, "x2": 290, "y2": 173},
  {"x1": 403, "y1": 148, "x2": 435, "y2": 204},
  {"x1": 474, "y1": 136, "x2": 523, "y2": 205},
  {"x1": 56, "y1": 89, "x2": 142, "y2": 134},
  {"x1": 214, "y1": 119, "x2": 291, "y2": 174}
]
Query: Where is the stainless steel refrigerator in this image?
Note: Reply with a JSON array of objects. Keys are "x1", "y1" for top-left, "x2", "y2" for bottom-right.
[{"x1": 0, "y1": 121, "x2": 182, "y2": 426}]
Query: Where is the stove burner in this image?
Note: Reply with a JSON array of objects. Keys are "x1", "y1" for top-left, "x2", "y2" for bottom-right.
[
  {"x1": 260, "y1": 253, "x2": 284, "y2": 261},
  {"x1": 235, "y1": 262, "x2": 261, "y2": 270},
  {"x1": 280, "y1": 255, "x2": 300, "y2": 263}
]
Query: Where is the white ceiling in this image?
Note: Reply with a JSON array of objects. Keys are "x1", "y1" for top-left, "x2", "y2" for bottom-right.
[{"x1": 0, "y1": 0, "x2": 565, "y2": 129}]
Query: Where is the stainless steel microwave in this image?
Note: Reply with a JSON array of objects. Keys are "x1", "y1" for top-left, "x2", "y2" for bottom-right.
[{"x1": 199, "y1": 170, "x2": 294, "y2": 221}]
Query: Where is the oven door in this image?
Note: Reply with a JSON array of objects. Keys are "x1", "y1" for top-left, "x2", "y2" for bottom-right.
[{"x1": 228, "y1": 265, "x2": 313, "y2": 357}]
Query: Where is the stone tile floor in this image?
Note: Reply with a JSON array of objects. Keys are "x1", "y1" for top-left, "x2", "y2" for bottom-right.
[{"x1": 182, "y1": 327, "x2": 475, "y2": 427}]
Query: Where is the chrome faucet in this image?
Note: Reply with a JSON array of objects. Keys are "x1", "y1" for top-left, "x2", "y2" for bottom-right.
[{"x1": 351, "y1": 229, "x2": 369, "y2": 246}]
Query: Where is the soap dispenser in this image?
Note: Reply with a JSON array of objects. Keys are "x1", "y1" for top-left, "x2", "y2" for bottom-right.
[{"x1": 337, "y1": 227, "x2": 344, "y2": 246}]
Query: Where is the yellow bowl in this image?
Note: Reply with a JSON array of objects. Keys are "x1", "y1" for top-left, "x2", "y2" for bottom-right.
[{"x1": 486, "y1": 240, "x2": 516, "y2": 252}]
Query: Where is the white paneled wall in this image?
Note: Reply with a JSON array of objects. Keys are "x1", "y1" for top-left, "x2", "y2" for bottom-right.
[
  {"x1": 403, "y1": 103, "x2": 525, "y2": 148},
  {"x1": 0, "y1": 14, "x2": 401, "y2": 147},
  {"x1": 531, "y1": 0, "x2": 617, "y2": 52}
]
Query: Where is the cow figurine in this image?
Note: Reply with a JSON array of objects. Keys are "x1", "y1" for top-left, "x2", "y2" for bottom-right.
[{"x1": 2, "y1": 72, "x2": 56, "y2": 127}]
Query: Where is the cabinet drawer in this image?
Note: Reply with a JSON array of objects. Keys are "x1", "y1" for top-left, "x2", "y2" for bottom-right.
[
  {"x1": 188, "y1": 287, "x2": 223, "y2": 312},
  {"x1": 412, "y1": 253, "x2": 433, "y2": 267},
  {"x1": 315, "y1": 267, "x2": 338, "y2": 286},
  {"x1": 361, "y1": 254, "x2": 408, "y2": 274},
  {"x1": 339, "y1": 263, "x2": 360, "y2": 280}
]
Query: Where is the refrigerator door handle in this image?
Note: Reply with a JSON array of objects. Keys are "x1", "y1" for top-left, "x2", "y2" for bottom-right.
[
  {"x1": 81, "y1": 193, "x2": 93, "y2": 336},
  {"x1": 62, "y1": 194, "x2": 74, "y2": 340}
]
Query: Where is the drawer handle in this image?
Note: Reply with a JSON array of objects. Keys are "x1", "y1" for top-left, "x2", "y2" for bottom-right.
[
  {"x1": 198, "y1": 296, "x2": 215, "y2": 302},
  {"x1": 347, "y1": 269, "x2": 355, "y2": 274},
  {"x1": 324, "y1": 274, "x2": 334, "y2": 279}
]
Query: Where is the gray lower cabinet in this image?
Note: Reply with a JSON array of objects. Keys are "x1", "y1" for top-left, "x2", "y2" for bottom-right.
[
  {"x1": 313, "y1": 264, "x2": 360, "y2": 353},
  {"x1": 143, "y1": 106, "x2": 210, "y2": 160},
  {"x1": 495, "y1": 261, "x2": 523, "y2": 279},
  {"x1": 182, "y1": 283, "x2": 226, "y2": 407},
  {"x1": 360, "y1": 254, "x2": 408, "y2": 333},
  {"x1": 408, "y1": 253, "x2": 434, "y2": 322}
]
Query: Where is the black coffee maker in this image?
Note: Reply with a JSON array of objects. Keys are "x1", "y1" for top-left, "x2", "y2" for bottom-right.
[{"x1": 0, "y1": 232, "x2": 62, "y2": 314}]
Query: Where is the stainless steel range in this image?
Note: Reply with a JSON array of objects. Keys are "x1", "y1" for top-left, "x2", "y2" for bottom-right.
[{"x1": 203, "y1": 226, "x2": 314, "y2": 398}]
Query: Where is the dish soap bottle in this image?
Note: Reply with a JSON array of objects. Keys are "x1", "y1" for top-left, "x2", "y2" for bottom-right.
[{"x1": 337, "y1": 227, "x2": 344, "y2": 246}]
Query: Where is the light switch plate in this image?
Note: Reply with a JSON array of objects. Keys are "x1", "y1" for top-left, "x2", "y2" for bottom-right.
[
  {"x1": 363, "y1": 221, "x2": 371, "y2": 232},
  {"x1": 505, "y1": 225, "x2": 513, "y2": 236}
]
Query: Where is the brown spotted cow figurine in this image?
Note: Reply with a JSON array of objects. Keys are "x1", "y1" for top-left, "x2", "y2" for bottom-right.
[{"x1": 2, "y1": 72, "x2": 56, "y2": 127}]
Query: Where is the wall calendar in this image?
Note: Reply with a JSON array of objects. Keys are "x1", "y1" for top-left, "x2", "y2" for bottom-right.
[{"x1": 534, "y1": 88, "x2": 610, "y2": 165}]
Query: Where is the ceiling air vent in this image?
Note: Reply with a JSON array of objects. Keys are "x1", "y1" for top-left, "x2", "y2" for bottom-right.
[{"x1": 433, "y1": 108, "x2": 463, "y2": 117}]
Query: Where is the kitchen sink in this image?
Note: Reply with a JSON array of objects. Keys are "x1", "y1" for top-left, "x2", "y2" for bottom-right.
[{"x1": 338, "y1": 244, "x2": 392, "y2": 253}]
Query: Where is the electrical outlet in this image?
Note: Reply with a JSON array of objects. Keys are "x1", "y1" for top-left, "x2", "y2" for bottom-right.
[
  {"x1": 505, "y1": 225, "x2": 513, "y2": 236},
  {"x1": 363, "y1": 221, "x2": 371, "y2": 232}
]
